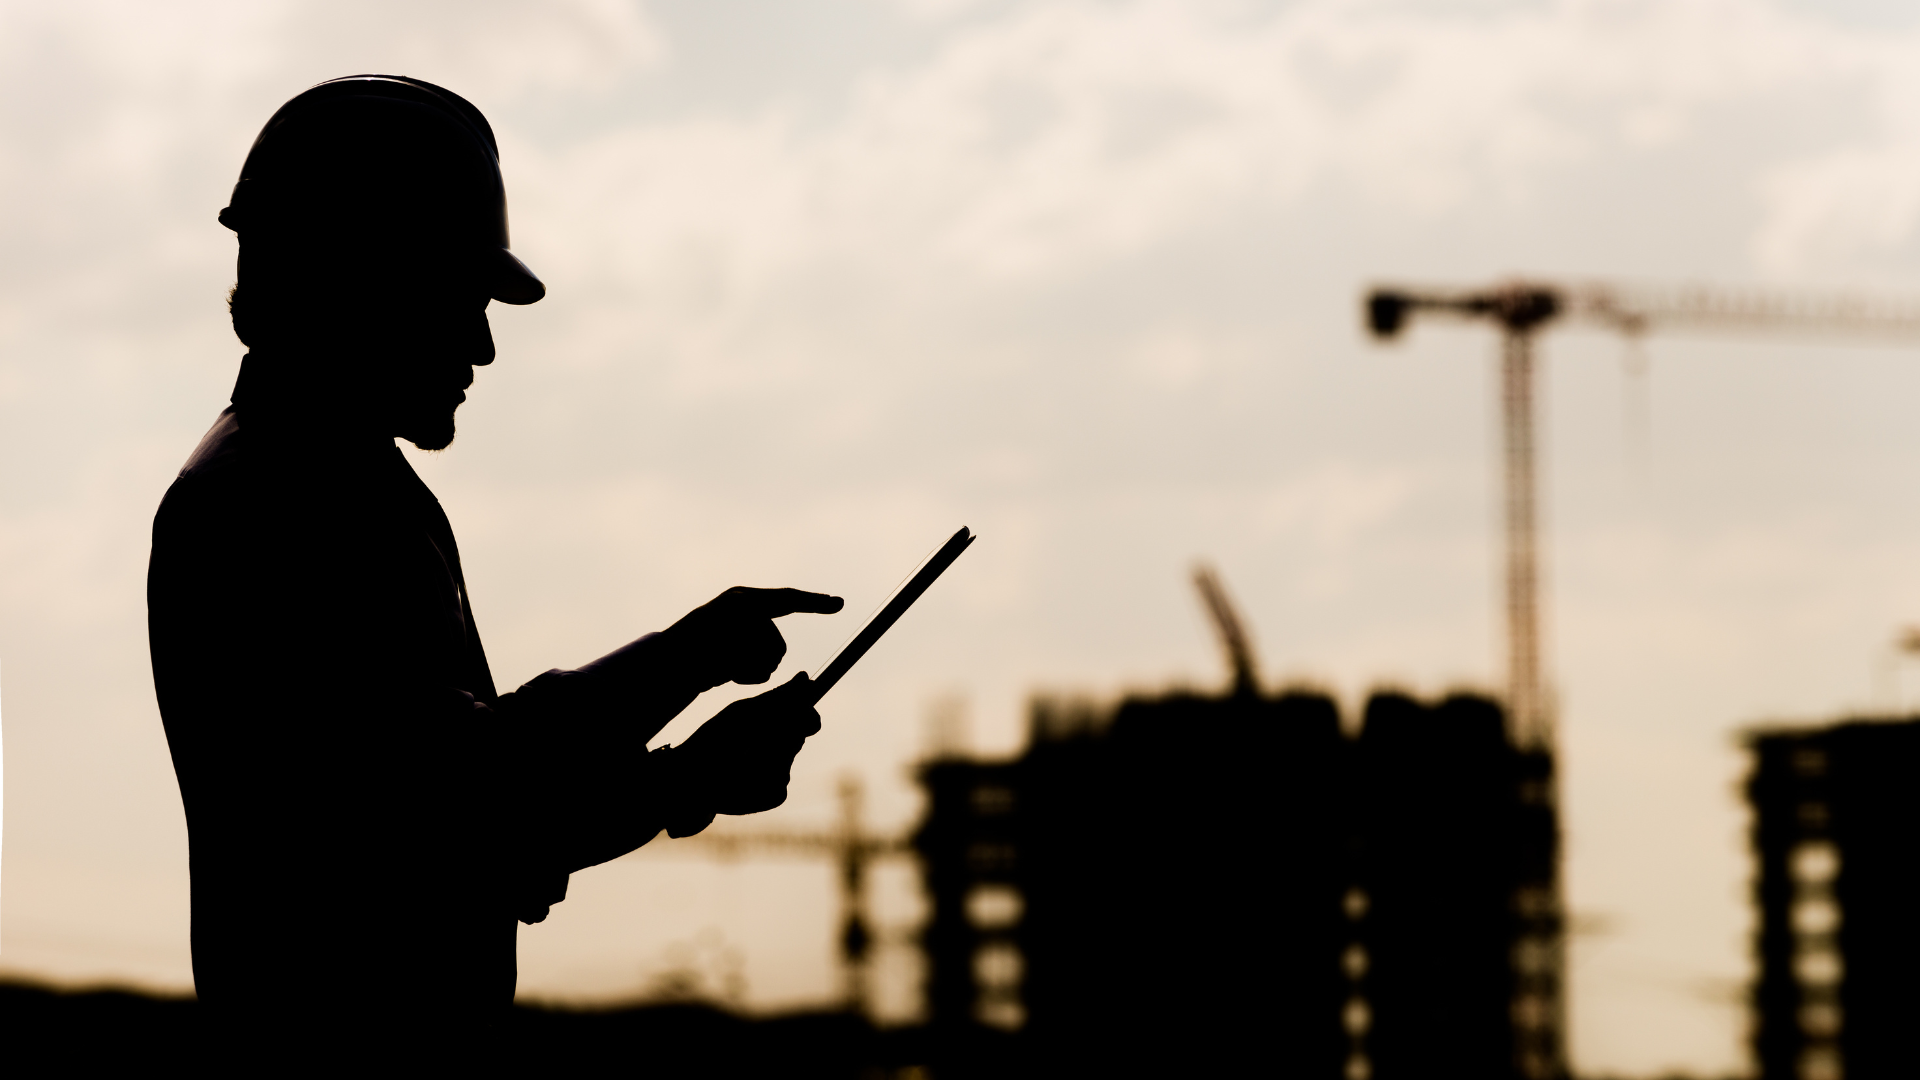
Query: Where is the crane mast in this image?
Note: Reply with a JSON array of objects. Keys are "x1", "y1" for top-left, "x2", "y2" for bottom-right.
[
  {"x1": 1363, "y1": 276, "x2": 1920, "y2": 1080},
  {"x1": 1502, "y1": 327, "x2": 1547, "y2": 748}
]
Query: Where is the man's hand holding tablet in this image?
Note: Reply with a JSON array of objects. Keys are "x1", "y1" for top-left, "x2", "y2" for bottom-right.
[{"x1": 670, "y1": 527, "x2": 977, "y2": 824}]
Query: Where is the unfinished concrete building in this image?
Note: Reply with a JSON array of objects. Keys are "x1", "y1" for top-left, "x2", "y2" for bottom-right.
[
  {"x1": 1748, "y1": 719, "x2": 1920, "y2": 1080},
  {"x1": 913, "y1": 687, "x2": 1561, "y2": 1078}
]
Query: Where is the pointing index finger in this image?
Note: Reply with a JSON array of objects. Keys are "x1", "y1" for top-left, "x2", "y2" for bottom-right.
[{"x1": 743, "y1": 587, "x2": 845, "y2": 618}]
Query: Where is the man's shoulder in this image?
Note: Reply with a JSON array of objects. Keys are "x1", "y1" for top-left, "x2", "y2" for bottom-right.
[
  {"x1": 154, "y1": 408, "x2": 251, "y2": 536},
  {"x1": 178, "y1": 406, "x2": 244, "y2": 481},
  {"x1": 155, "y1": 405, "x2": 415, "y2": 545}
]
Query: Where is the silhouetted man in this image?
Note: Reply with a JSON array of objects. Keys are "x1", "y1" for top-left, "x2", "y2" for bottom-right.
[{"x1": 147, "y1": 76, "x2": 842, "y2": 1066}]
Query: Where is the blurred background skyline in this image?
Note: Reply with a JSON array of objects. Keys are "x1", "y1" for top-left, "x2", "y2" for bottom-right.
[{"x1": 13, "y1": 1, "x2": 1920, "y2": 1075}]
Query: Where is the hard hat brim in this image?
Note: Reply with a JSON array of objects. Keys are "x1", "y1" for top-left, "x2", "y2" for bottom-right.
[{"x1": 490, "y1": 247, "x2": 545, "y2": 305}]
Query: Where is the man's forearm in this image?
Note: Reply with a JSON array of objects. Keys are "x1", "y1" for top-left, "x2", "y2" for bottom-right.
[
  {"x1": 573, "y1": 630, "x2": 719, "y2": 742},
  {"x1": 494, "y1": 630, "x2": 716, "y2": 751}
]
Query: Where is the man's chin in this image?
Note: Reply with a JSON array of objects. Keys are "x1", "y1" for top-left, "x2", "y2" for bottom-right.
[{"x1": 402, "y1": 417, "x2": 457, "y2": 452}]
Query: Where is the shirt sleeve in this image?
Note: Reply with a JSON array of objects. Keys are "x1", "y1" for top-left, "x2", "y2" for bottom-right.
[{"x1": 490, "y1": 632, "x2": 721, "y2": 877}]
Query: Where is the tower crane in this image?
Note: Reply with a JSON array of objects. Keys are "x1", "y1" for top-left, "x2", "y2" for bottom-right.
[
  {"x1": 1364, "y1": 276, "x2": 1920, "y2": 1080},
  {"x1": 1365, "y1": 278, "x2": 1920, "y2": 749}
]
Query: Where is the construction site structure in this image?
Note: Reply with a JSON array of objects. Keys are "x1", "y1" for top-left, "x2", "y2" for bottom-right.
[
  {"x1": 1363, "y1": 276, "x2": 1920, "y2": 1078},
  {"x1": 912, "y1": 570, "x2": 1560, "y2": 1078},
  {"x1": 1747, "y1": 717, "x2": 1920, "y2": 1080},
  {"x1": 916, "y1": 688, "x2": 1349, "y2": 1077},
  {"x1": 914, "y1": 691, "x2": 1557, "y2": 1078}
]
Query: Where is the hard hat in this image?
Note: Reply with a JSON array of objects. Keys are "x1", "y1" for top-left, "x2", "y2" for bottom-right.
[{"x1": 219, "y1": 75, "x2": 545, "y2": 305}]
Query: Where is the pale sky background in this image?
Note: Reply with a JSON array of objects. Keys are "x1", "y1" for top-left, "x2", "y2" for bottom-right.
[{"x1": 9, "y1": 0, "x2": 1920, "y2": 1074}]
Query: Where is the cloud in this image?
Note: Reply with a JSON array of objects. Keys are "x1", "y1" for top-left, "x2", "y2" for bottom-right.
[
  {"x1": 273, "y1": 0, "x2": 666, "y2": 99},
  {"x1": 505, "y1": 0, "x2": 1920, "y2": 326},
  {"x1": 1753, "y1": 145, "x2": 1920, "y2": 273},
  {"x1": 12, "y1": 0, "x2": 1920, "y2": 352}
]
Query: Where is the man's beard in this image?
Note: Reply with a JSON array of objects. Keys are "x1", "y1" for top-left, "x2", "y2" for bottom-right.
[{"x1": 399, "y1": 402, "x2": 458, "y2": 451}]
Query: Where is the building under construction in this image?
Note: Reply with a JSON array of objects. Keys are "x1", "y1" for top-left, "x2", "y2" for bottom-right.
[
  {"x1": 1747, "y1": 717, "x2": 1920, "y2": 1080},
  {"x1": 913, "y1": 684, "x2": 1561, "y2": 1078}
]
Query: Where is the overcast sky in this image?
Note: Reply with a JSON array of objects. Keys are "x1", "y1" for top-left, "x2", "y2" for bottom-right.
[{"x1": 12, "y1": 0, "x2": 1920, "y2": 1073}]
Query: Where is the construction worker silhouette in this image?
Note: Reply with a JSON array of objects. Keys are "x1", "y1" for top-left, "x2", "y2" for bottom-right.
[{"x1": 147, "y1": 76, "x2": 842, "y2": 1066}]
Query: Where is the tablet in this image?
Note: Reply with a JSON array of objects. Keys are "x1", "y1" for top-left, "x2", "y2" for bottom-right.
[{"x1": 806, "y1": 526, "x2": 976, "y2": 705}]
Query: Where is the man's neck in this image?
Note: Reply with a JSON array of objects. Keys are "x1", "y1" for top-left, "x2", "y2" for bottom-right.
[{"x1": 231, "y1": 351, "x2": 399, "y2": 451}]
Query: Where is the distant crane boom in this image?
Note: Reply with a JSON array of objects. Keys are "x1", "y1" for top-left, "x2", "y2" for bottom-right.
[
  {"x1": 1370, "y1": 279, "x2": 1920, "y2": 342},
  {"x1": 1193, "y1": 563, "x2": 1260, "y2": 697}
]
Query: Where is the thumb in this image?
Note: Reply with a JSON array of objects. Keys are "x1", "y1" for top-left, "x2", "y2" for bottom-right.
[
  {"x1": 752, "y1": 671, "x2": 813, "y2": 705},
  {"x1": 777, "y1": 673, "x2": 823, "y2": 735}
]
